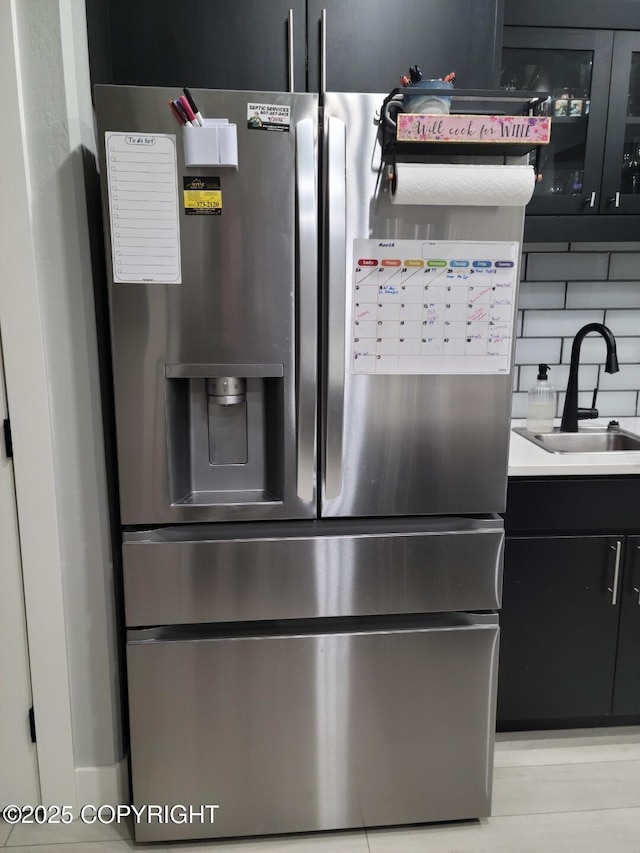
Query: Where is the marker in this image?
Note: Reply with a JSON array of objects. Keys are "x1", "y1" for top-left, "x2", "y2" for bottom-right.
[
  {"x1": 168, "y1": 100, "x2": 187, "y2": 126},
  {"x1": 172, "y1": 99, "x2": 193, "y2": 127},
  {"x1": 183, "y1": 87, "x2": 205, "y2": 126},
  {"x1": 179, "y1": 95, "x2": 198, "y2": 125}
]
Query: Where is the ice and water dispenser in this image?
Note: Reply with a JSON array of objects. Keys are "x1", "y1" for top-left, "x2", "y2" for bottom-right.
[{"x1": 165, "y1": 365, "x2": 285, "y2": 507}]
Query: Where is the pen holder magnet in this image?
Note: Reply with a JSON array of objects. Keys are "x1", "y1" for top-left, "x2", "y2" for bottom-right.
[{"x1": 183, "y1": 119, "x2": 238, "y2": 168}]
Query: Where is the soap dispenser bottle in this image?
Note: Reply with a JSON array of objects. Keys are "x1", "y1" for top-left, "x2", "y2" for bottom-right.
[{"x1": 526, "y1": 363, "x2": 556, "y2": 433}]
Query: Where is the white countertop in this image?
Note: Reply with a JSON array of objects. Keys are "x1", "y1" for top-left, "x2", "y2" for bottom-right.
[{"x1": 508, "y1": 417, "x2": 640, "y2": 477}]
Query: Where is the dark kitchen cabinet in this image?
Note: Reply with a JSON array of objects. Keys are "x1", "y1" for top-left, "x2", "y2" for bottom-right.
[
  {"x1": 84, "y1": 0, "x2": 308, "y2": 92},
  {"x1": 85, "y1": 0, "x2": 504, "y2": 95},
  {"x1": 499, "y1": 477, "x2": 640, "y2": 728},
  {"x1": 602, "y1": 33, "x2": 640, "y2": 216},
  {"x1": 613, "y1": 535, "x2": 640, "y2": 716},
  {"x1": 498, "y1": 535, "x2": 622, "y2": 722},
  {"x1": 305, "y1": 0, "x2": 503, "y2": 93},
  {"x1": 501, "y1": 27, "x2": 640, "y2": 241}
]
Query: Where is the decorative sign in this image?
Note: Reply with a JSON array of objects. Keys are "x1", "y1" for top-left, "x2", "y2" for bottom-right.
[
  {"x1": 351, "y1": 239, "x2": 519, "y2": 375},
  {"x1": 396, "y1": 114, "x2": 551, "y2": 144}
]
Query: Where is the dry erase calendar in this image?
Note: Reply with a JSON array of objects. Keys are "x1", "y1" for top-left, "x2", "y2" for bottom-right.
[
  {"x1": 105, "y1": 132, "x2": 182, "y2": 283},
  {"x1": 351, "y1": 239, "x2": 519, "y2": 375}
]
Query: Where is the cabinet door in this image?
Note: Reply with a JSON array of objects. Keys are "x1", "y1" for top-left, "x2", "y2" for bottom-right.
[
  {"x1": 602, "y1": 32, "x2": 640, "y2": 214},
  {"x1": 501, "y1": 27, "x2": 613, "y2": 215},
  {"x1": 498, "y1": 535, "x2": 622, "y2": 723},
  {"x1": 613, "y1": 535, "x2": 640, "y2": 715},
  {"x1": 307, "y1": 0, "x2": 502, "y2": 93},
  {"x1": 85, "y1": 0, "x2": 307, "y2": 93}
]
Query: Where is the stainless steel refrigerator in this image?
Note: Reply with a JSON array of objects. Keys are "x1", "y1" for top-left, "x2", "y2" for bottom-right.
[{"x1": 95, "y1": 85, "x2": 524, "y2": 842}]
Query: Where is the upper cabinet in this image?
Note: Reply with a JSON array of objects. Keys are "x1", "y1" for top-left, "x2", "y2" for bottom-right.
[
  {"x1": 603, "y1": 32, "x2": 640, "y2": 215},
  {"x1": 501, "y1": 28, "x2": 613, "y2": 216},
  {"x1": 85, "y1": 0, "x2": 503, "y2": 95},
  {"x1": 502, "y1": 27, "x2": 640, "y2": 217},
  {"x1": 501, "y1": 2, "x2": 640, "y2": 241},
  {"x1": 305, "y1": 0, "x2": 503, "y2": 93},
  {"x1": 85, "y1": 0, "x2": 308, "y2": 93}
]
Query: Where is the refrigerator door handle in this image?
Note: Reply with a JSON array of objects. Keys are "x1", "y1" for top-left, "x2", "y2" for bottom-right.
[
  {"x1": 295, "y1": 117, "x2": 318, "y2": 501},
  {"x1": 325, "y1": 116, "x2": 346, "y2": 500}
]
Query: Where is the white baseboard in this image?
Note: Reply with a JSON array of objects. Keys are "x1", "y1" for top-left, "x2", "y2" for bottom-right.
[{"x1": 75, "y1": 757, "x2": 129, "y2": 806}]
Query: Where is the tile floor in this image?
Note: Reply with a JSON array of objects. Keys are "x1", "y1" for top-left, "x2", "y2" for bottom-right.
[{"x1": 2, "y1": 728, "x2": 640, "y2": 852}]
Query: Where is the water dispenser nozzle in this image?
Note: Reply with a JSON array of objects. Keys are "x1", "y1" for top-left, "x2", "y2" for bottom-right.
[{"x1": 206, "y1": 377, "x2": 247, "y2": 406}]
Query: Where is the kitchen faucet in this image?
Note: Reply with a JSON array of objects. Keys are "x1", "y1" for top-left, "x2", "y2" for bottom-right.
[{"x1": 560, "y1": 323, "x2": 619, "y2": 432}]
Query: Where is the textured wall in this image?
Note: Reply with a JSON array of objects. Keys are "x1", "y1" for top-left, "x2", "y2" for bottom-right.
[{"x1": 513, "y1": 242, "x2": 640, "y2": 419}]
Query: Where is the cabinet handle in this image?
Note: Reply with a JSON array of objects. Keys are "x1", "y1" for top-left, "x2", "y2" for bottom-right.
[
  {"x1": 608, "y1": 192, "x2": 621, "y2": 208},
  {"x1": 608, "y1": 540, "x2": 622, "y2": 606},
  {"x1": 584, "y1": 191, "x2": 597, "y2": 208},
  {"x1": 287, "y1": 9, "x2": 294, "y2": 93},
  {"x1": 634, "y1": 546, "x2": 640, "y2": 606},
  {"x1": 320, "y1": 9, "x2": 327, "y2": 96}
]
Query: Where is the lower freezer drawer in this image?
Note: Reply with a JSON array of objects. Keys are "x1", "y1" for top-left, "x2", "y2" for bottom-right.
[{"x1": 127, "y1": 616, "x2": 499, "y2": 841}]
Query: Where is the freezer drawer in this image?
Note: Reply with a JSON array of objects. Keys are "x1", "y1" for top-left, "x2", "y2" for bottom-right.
[
  {"x1": 127, "y1": 615, "x2": 499, "y2": 841},
  {"x1": 123, "y1": 517, "x2": 503, "y2": 626}
]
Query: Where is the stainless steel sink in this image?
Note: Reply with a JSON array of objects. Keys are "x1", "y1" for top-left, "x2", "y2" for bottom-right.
[{"x1": 513, "y1": 426, "x2": 640, "y2": 454}]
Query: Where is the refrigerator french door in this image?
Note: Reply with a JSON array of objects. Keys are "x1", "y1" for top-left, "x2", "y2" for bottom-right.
[{"x1": 95, "y1": 85, "x2": 520, "y2": 842}]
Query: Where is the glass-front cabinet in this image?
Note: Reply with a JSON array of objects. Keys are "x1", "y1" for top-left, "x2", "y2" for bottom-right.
[
  {"x1": 502, "y1": 27, "x2": 640, "y2": 216},
  {"x1": 602, "y1": 32, "x2": 640, "y2": 214},
  {"x1": 620, "y1": 54, "x2": 640, "y2": 195}
]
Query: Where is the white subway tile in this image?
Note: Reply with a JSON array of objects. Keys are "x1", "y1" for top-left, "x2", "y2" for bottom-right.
[
  {"x1": 605, "y1": 310, "x2": 640, "y2": 336},
  {"x1": 599, "y1": 364, "x2": 640, "y2": 391},
  {"x1": 518, "y1": 282, "x2": 566, "y2": 309},
  {"x1": 526, "y1": 252, "x2": 608, "y2": 281},
  {"x1": 557, "y1": 391, "x2": 636, "y2": 417},
  {"x1": 566, "y1": 281, "x2": 640, "y2": 309},
  {"x1": 515, "y1": 338, "x2": 562, "y2": 364},
  {"x1": 560, "y1": 336, "x2": 640, "y2": 364},
  {"x1": 557, "y1": 391, "x2": 601, "y2": 413},
  {"x1": 608, "y1": 252, "x2": 640, "y2": 280},
  {"x1": 519, "y1": 364, "x2": 597, "y2": 395},
  {"x1": 591, "y1": 391, "x2": 638, "y2": 417},
  {"x1": 511, "y1": 392, "x2": 528, "y2": 418},
  {"x1": 522, "y1": 310, "x2": 604, "y2": 337},
  {"x1": 613, "y1": 338, "x2": 640, "y2": 363}
]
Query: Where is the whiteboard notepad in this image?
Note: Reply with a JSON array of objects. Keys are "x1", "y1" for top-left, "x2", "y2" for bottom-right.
[
  {"x1": 351, "y1": 239, "x2": 519, "y2": 375},
  {"x1": 105, "y1": 132, "x2": 181, "y2": 283}
]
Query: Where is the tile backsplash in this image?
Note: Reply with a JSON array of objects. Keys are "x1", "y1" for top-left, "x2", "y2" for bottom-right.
[{"x1": 513, "y1": 242, "x2": 640, "y2": 419}]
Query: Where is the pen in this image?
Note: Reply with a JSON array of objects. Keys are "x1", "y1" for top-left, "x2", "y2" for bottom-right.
[
  {"x1": 172, "y1": 99, "x2": 193, "y2": 127},
  {"x1": 168, "y1": 100, "x2": 188, "y2": 126},
  {"x1": 183, "y1": 87, "x2": 205, "y2": 126},
  {"x1": 179, "y1": 95, "x2": 198, "y2": 126}
]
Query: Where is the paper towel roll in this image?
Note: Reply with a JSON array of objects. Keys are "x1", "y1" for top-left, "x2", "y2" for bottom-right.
[{"x1": 391, "y1": 163, "x2": 535, "y2": 206}]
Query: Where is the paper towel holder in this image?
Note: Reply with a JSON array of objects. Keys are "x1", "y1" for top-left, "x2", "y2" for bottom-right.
[{"x1": 378, "y1": 87, "x2": 550, "y2": 183}]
